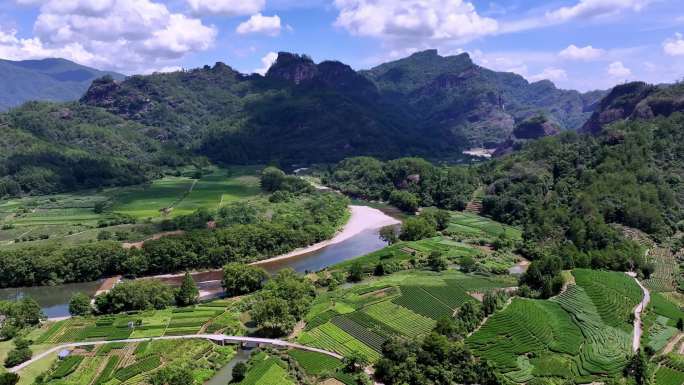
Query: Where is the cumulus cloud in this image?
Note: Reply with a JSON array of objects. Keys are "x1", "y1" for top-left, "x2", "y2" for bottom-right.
[
  {"x1": 2, "y1": 0, "x2": 216, "y2": 73},
  {"x1": 186, "y1": 0, "x2": 264, "y2": 16},
  {"x1": 236, "y1": 13, "x2": 282, "y2": 36},
  {"x1": 254, "y1": 51, "x2": 278, "y2": 75},
  {"x1": 333, "y1": 0, "x2": 498, "y2": 45},
  {"x1": 663, "y1": 33, "x2": 684, "y2": 56},
  {"x1": 528, "y1": 67, "x2": 568, "y2": 82},
  {"x1": 559, "y1": 44, "x2": 604, "y2": 60},
  {"x1": 607, "y1": 61, "x2": 631, "y2": 77}
]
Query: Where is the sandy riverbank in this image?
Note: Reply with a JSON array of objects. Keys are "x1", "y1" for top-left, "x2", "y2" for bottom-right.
[
  {"x1": 251, "y1": 205, "x2": 400, "y2": 266},
  {"x1": 148, "y1": 205, "x2": 400, "y2": 284}
]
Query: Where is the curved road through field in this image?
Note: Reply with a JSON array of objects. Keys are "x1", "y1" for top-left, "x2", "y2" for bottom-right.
[
  {"x1": 9, "y1": 334, "x2": 342, "y2": 373},
  {"x1": 627, "y1": 272, "x2": 651, "y2": 352}
]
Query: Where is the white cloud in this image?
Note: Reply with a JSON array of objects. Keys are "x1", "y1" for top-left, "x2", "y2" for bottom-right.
[
  {"x1": 607, "y1": 61, "x2": 631, "y2": 77},
  {"x1": 333, "y1": 0, "x2": 498, "y2": 45},
  {"x1": 186, "y1": 0, "x2": 264, "y2": 16},
  {"x1": 236, "y1": 13, "x2": 282, "y2": 36},
  {"x1": 663, "y1": 33, "x2": 684, "y2": 56},
  {"x1": 528, "y1": 67, "x2": 568, "y2": 82},
  {"x1": 501, "y1": 0, "x2": 651, "y2": 33},
  {"x1": 559, "y1": 44, "x2": 604, "y2": 61},
  {"x1": 254, "y1": 51, "x2": 278, "y2": 75},
  {"x1": 1, "y1": 0, "x2": 216, "y2": 73},
  {"x1": 545, "y1": 0, "x2": 651, "y2": 22}
]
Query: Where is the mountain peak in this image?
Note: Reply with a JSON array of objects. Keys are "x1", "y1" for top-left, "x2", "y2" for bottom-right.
[{"x1": 266, "y1": 52, "x2": 318, "y2": 84}]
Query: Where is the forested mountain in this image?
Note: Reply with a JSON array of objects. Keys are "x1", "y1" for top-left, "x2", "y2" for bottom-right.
[
  {"x1": 0, "y1": 102, "x2": 168, "y2": 196},
  {"x1": 0, "y1": 58, "x2": 124, "y2": 111},
  {"x1": 79, "y1": 51, "x2": 604, "y2": 164},
  {"x1": 363, "y1": 50, "x2": 605, "y2": 147}
]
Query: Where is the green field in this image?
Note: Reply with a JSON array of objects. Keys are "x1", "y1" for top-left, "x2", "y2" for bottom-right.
[
  {"x1": 447, "y1": 212, "x2": 523, "y2": 241},
  {"x1": 0, "y1": 167, "x2": 261, "y2": 248},
  {"x1": 113, "y1": 169, "x2": 260, "y2": 218},
  {"x1": 239, "y1": 352, "x2": 295, "y2": 385}
]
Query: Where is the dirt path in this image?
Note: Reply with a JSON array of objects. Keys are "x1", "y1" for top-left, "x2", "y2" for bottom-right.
[
  {"x1": 122, "y1": 230, "x2": 185, "y2": 249},
  {"x1": 662, "y1": 333, "x2": 684, "y2": 355},
  {"x1": 9, "y1": 334, "x2": 343, "y2": 373},
  {"x1": 627, "y1": 272, "x2": 651, "y2": 352}
]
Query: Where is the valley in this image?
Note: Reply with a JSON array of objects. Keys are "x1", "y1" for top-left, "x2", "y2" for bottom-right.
[{"x1": 0, "y1": 44, "x2": 683, "y2": 385}]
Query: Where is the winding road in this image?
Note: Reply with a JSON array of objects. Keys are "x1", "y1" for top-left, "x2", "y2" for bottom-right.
[
  {"x1": 628, "y1": 272, "x2": 651, "y2": 352},
  {"x1": 9, "y1": 334, "x2": 342, "y2": 373}
]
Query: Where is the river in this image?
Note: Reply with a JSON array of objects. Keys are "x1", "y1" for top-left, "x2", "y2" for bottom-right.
[{"x1": 0, "y1": 205, "x2": 399, "y2": 318}]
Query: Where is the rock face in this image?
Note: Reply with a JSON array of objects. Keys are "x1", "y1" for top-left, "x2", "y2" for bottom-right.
[
  {"x1": 494, "y1": 115, "x2": 561, "y2": 156},
  {"x1": 266, "y1": 53, "x2": 318, "y2": 84},
  {"x1": 580, "y1": 81, "x2": 684, "y2": 135}
]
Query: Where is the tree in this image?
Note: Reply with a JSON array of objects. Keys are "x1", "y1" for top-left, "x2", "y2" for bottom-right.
[
  {"x1": 379, "y1": 225, "x2": 398, "y2": 245},
  {"x1": 427, "y1": 251, "x2": 447, "y2": 272},
  {"x1": 0, "y1": 373, "x2": 19, "y2": 385},
  {"x1": 68, "y1": 292, "x2": 92, "y2": 316},
  {"x1": 399, "y1": 217, "x2": 436, "y2": 241},
  {"x1": 250, "y1": 296, "x2": 296, "y2": 336},
  {"x1": 260, "y1": 167, "x2": 286, "y2": 192},
  {"x1": 389, "y1": 190, "x2": 419, "y2": 213},
  {"x1": 151, "y1": 366, "x2": 195, "y2": 385},
  {"x1": 460, "y1": 255, "x2": 476, "y2": 273},
  {"x1": 482, "y1": 291, "x2": 507, "y2": 316},
  {"x1": 348, "y1": 262, "x2": 364, "y2": 282},
  {"x1": 4, "y1": 338, "x2": 31, "y2": 368},
  {"x1": 626, "y1": 350, "x2": 649, "y2": 385},
  {"x1": 176, "y1": 272, "x2": 199, "y2": 307},
  {"x1": 421, "y1": 208, "x2": 451, "y2": 231},
  {"x1": 94, "y1": 280, "x2": 175, "y2": 314},
  {"x1": 222, "y1": 263, "x2": 268, "y2": 297},
  {"x1": 232, "y1": 362, "x2": 247, "y2": 382},
  {"x1": 342, "y1": 352, "x2": 366, "y2": 373}
]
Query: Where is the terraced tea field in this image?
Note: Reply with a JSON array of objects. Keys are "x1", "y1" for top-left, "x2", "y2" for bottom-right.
[
  {"x1": 300, "y1": 270, "x2": 512, "y2": 363},
  {"x1": 447, "y1": 212, "x2": 522, "y2": 241},
  {"x1": 34, "y1": 338, "x2": 234, "y2": 385},
  {"x1": 467, "y1": 269, "x2": 642, "y2": 382},
  {"x1": 643, "y1": 247, "x2": 679, "y2": 293},
  {"x1": 36, "y1": 300, "x2": 241, "y2": 344}
]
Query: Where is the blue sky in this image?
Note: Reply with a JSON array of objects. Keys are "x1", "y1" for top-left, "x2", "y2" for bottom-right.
[{"x1": 1, "y1": 0, "x2": 683, "y2": 91}]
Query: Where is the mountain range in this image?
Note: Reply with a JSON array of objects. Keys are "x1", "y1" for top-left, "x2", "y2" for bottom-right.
[
  {"x1": 0, "y1": 58, "x2": 124, "y2": 111},
  {"x1": 1, "y1": 50, "x2": 683, "y2": 196}
]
